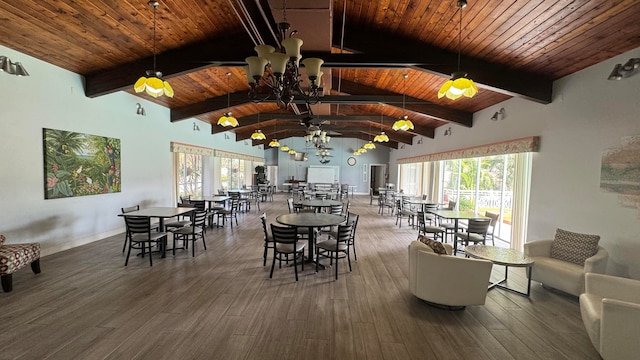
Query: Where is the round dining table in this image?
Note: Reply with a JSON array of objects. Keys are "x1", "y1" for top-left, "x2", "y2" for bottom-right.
[
  {"x1": 276, "y1": 212, "x2": 345, "y2": 267},
  {"x1": 300, "y1": 199, "x2": 342, "y2": 211}
]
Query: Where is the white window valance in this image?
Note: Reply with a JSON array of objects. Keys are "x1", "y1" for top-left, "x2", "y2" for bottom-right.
[
  {"x1": 214, "y1": 149, "x2": 264, "y2": 163},
  {"x1": 170, "y1": 142, "x2": 214, "y2": 156},
  {"x1": 397, "y1": 136, "x2": 540, "y2": 164}
]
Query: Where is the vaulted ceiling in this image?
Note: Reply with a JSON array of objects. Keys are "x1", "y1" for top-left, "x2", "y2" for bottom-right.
[{"x1": 2, "y1": 0, "x2": 639, "y2": 149}]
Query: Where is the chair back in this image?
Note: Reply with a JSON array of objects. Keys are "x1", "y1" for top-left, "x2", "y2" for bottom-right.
[
  {"x1": 342, "y1": 200, "x2": 350, "y2": 214},
  {"x1": 416, "y1": 210, "x2": 426, "y2": 230},
  {"x1": 124, "y1": 216, "x2": 152, "y2": 236},
  {"x1": 330, "y1": 204, "x2": 342, "y2": 215},
  {"x1": 485, "y1": 211, "x2": 499, "y2": 228},
  {"x1": 191, "y1": 210, "x2": 207, "y2": 229},
  {"x1": 335, "y1": 223, "x2": 354, "y2": 244},
  {"x1": 448, "y1": 200, "x2": 457, "y2": 210},
  {"x1": 270, "y1": 224, "x2": 298, "y2": 245},
  {"x1": 217, "y1": 189, "x2": 226, "y2": 195},
  {"x1": 180, "y1": 195, "x2": 191, "y2": 203},
  {"x1": 346, "y1": 212, "x2": 359, "y2": 239},
  {"x1": 467, "y1": 218, "x2": 491, "y2": 235},
  {"x1": 260, "y1": 213, "x2": 269, "y2": 242},
  {"x1": 315, "y1": 193, "x2": 327, "y2": 200},
  {"x1": 121, "y1": 205, "x2": 139, "y2": 214},
  {"x1": 287, "y1": 198, "x2": 295, "y2": 213},
  {"x1": 190, "y1": 200, "x2": 206, "y2": 211}
]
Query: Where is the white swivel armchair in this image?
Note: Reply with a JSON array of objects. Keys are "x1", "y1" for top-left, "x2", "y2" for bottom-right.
[
  {"x1": 524, "y1": 238, "x2": 607, "y2": 296},
  {"x1": 408, "y1": 240, "x2": 493, "y2": 310},
  {"x1": 580, "y1": 273, "x2": 640, "y2": 360}
]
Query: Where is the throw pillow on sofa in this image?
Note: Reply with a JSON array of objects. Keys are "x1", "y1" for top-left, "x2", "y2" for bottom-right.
[
  {"x1": 0, "y1": 234, "x2": 5, "y2": 246},
  {"x1": 550, "y1": 228, "x2": 600, "y2": 265},
  {"x1": 417, "y1": 235, "x2": 447, "y2": 255}
]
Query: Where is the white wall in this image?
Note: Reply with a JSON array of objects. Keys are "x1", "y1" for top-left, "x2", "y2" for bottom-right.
[
  {"x1": 390, "y1": 47, "x2": 640, "y2": 279},
  {"x1": 0, "y1": 45, "x2": 263, "y2": 256},
  {"x1": 274, "y1": 136, "x2": 390, "y2": 193}
]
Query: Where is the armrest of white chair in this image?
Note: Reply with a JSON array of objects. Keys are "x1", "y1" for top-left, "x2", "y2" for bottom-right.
[
  {"x1": 585, "y1": 273, "x2": 640, "y2": 304},
  {"x1": 583, "y1": 247, "x2": 608, "y2": 275},
  {"x1": 523, "y1": 239, "x2": 553, "y2": 257},
  {"x1": 600, "y1": 298, "x2": 640, "y2": 360}
]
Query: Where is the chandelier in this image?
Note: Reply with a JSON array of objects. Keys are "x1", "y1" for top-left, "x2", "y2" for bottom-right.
[
  {"x1": 134, "y1": 1, "x2": 174, "y2": 98},
  {"x1": 438, "y1": 0, "x2": 478, "y2": 100},
  {"x1": 244, "y1": 0, "x2": 324, "y2": 108},
  {"x1": 317, "y1": 149, "x2": 331, "y2": 164},
  {"x1": 305, "y1": 129, "x2": 330, "y2": 149}
]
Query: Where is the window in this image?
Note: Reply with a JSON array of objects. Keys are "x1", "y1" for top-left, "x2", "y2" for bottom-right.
[
  {"x1": 441, "y1": 154, "x2": 516, "y2": 244},
  {"x1": 398, "y1": 162, "x2": 423, "y2": 196},
  {"x1": 176, "y1": 152, "x2": 203, "y2": 198}
]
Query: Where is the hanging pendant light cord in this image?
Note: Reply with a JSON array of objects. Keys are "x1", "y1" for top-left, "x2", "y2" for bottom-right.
[
  {"x1": 152, "y1": 1, "x2": 157, "y2": 72},
  {"x1": 457, "y1": 5, "x2": 462, "y2": 72}
]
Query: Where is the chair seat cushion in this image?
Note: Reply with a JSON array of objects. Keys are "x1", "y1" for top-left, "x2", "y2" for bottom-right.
[
  {"x1": 455, "y1": 232, "x2": 485, "y2": 242},
  {"x1": 275, "y1": 242, "x2": 306, "y2": 253},
  {"x1": 424, "y1": 226, "x2": 445, "y2": 233},
  {"x1": 550, "y1": 228, "x2": 600, "y2": 265},
  {"x1": 165, "y1": 220, "x2": 191, "y2": 228},
  {"x1": 131, "y1": 232, "x2": 167, "y2": 242},
  {"x1": 0, "y1": 242, "x2": 41, "y2": 275},
  {"x1": 316, "y1": 239, "x2": 348, "y2": 252}
]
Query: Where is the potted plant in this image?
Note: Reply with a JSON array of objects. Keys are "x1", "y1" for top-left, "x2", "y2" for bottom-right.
[{"x1": 255, "y1": 165, "x2": 266, "y2": 174}]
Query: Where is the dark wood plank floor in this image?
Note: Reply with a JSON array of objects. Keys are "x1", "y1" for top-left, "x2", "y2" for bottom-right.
[{"x1": 0, "y1": 194, "x2": 600, "y2": 360}]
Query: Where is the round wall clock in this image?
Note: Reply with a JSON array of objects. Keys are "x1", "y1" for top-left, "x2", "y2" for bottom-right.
[{"x1": 347, "y1": 157, "x2": 357, "y2": 166}]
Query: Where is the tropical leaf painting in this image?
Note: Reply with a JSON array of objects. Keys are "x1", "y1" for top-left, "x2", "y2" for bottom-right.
[{"x1": 43, "y1": 128, "x2": 121, "y2": 199}]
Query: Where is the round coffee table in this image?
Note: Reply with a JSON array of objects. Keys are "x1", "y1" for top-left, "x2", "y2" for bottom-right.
[{"x1": 465, "y1": 245, "x2": 535, "y2": 297}]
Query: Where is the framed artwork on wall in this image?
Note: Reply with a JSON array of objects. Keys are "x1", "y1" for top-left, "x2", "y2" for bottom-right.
[{"x1": 43, "y1": 128, "x2": 121, "y2": 199}]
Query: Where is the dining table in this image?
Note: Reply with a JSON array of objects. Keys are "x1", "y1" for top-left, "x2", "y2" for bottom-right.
[
  {"x1": 427, "y1": 209, "x2": 489, "y2": 232},
  {"x1": 119, "y1": 206, "x2": 196, "y2": 257},
  {"x1": 406, "y1": 199, "x2": 439, "y2": 212},
  {"x1": 276, "y1": 212, "x2": 346, "y2": 268},
  {"x1": 300, "y1": 199, "x2": 342, "y2": 212}
]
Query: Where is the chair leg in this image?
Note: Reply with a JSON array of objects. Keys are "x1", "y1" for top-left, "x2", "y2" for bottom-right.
[
  {"x1": 270, "y1": 252, "x2": 277, "y2": 278},
  {"x1": 148, "y1": 242, "x2": 153, "y2": 266},
  {"x1": 263, "y1": 246, "x2": 268, "y2": 266},
  {"x1": 293, "y1": 252, "x2": 299, "y2": 281},
  {"x1": 30, "y1": 259, "x2": 41, "y2": 274},
  {"x1": 334, "y1": 249, "x2": 339, "y2": 280},
  {"x1": 125, "y1": 242, "x2": 133, "y2": 266},
  {"x1": 1, "y1": 274, "x2": 13, "y2": 292}
]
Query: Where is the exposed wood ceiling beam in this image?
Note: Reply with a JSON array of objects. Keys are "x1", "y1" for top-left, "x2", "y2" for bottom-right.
[
  {"x1": 334, "y1": 22, "x2": 553, "y2": 104},
  {"x1": 335, "y1": 79, "x2": 472, "y2": 127}
]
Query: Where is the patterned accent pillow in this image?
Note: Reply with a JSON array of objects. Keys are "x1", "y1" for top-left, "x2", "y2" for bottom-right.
[
  {"x1": 550, "y1": 228, "x2": 600, "y2": 265},
  {"x1": 0, "y1": 234, "x2": 4, "y2": 246},
  {"x1": 417, "y1": 235, "x2": 447, "y2": 255}
]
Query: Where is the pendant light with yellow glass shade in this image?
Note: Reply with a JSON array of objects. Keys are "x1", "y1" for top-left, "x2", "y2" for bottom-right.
[
  {"x1": 133, "y1": 1, "x2": 174, "y2": 98},
  {"x1": 217, "y1": 72, "x2": 238, "y2": 127},
  {"x1": 437, "y1": 0, "x2": 478, "y2": 100}
]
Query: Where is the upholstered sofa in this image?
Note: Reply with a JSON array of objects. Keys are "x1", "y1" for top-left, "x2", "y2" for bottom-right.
[
  {"x1": 408, "y1": 240, "x2": 493, "y2": 309},
  {"x1": 0, "y1": 235, "x2": 41, "y2": 292},
  {"x1": 524, "y1": 235, "x2": 607, "y2": 297},
  {"x1": 580, "y1": 273, "x2": 640, "y2": 360}
]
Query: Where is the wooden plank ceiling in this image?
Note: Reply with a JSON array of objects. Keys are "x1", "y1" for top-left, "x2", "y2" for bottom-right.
[{"x1": 1, "y1": 0, "x2": 639, "y2": 149}]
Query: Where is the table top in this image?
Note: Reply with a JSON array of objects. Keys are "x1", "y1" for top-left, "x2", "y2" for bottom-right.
[
  {"x1": 118, "y1": 207, "x2": 196, "y2": 218},
  {"x1": 276, "y1": 213, "x2": 345, "y2": 227},
  {"x1": 227, "y1": 189, "x2": 254, "y2": 194},
  {"x1": 465, "y1": 245, "x2": 534, "y2": 267},
  {"x1": 428, "y1": 209, "x2": 489, "y2": 220},
  {"x1": 300, "y1": 199, "x2": 343, "y2": 207},
  {"x1": 192, "y1": 196, "x2": 230, "y2": 202},
  {"x1": 407, "y1": 199, "x2": 438, "y2": 205}
]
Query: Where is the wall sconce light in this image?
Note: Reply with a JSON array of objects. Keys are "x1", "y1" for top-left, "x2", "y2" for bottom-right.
[
  {"x1": 0, "y1": 56, "x2": 29, "y2": 76},
  {"x1": 608, "y1": 58, "x2": 640, "y2": 80},
  {"x1": 224, "y1": 134, "x2": 230, "y2": 140},
  {"x1": 193, "y1": 122, "x2": 200, "y2": 131},
  {"x1": 399, "y1": 144, "x2": 405, "y2": 149},
  {"x1": 417, "y1": 138, "x2": 423, "y2": 145},
  {"x1": 443, "y1": 127, "x2": 452, "y2": 136},
  {"x1": 136, "y1": 103, "x2": 146, "y2": 116},
  {"x1": 491, "y1": 107, "x2": 506, "y2": 121}
]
